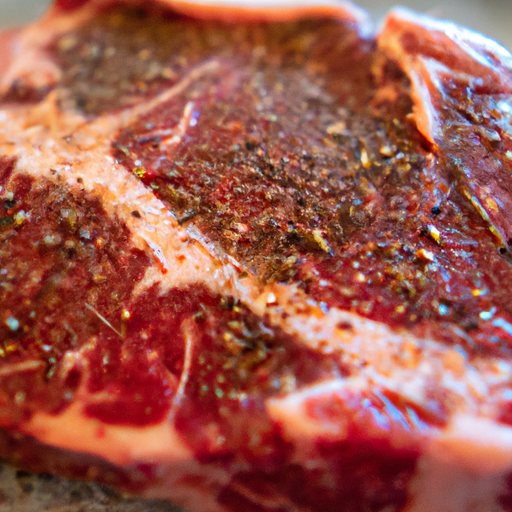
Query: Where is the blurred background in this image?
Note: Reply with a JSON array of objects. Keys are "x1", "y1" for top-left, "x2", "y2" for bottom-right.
[
  {"x1": 357, "y1": 0, "x2": 512, "y2": 50},
  {"x1": 0, "y1": 0, "x2": 511, "y2": 50}
]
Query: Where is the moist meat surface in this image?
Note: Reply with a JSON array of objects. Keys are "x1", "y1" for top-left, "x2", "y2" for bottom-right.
[
  {"x1": 50, "y1": 7, "x2": 512, "y2": 357},
  {"x1": 2, "y1": 2, "x2": 512, "y2": 512}
]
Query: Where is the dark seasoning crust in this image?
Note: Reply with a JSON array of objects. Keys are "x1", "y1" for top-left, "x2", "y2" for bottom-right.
[{"x1": 52, "y1": 6, "x2": 512, "y2": 357}]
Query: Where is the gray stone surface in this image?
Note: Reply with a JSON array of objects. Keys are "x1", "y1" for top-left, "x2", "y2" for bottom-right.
[{"x1": 0, "y1": 463, "x2": 186, "y2": 512}]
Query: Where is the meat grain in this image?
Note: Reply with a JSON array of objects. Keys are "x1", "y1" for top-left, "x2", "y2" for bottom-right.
[{"x1": 1, "y1": 1, "x2": 512, "y2": 511}]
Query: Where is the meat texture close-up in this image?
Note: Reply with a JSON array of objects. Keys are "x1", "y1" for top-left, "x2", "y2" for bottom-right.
[{"x1": 1, "y1": 1, "x2": 512, "y2": 511}]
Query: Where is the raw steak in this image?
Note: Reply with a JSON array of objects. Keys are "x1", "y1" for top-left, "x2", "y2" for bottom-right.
[{"x1": 1, "y1": 1, "x2": 512, "y2": 511}]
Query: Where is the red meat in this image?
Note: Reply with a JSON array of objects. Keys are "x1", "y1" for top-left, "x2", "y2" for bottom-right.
[{"x1": 1, "y1": 2, "x2": 512, "y2": 511}]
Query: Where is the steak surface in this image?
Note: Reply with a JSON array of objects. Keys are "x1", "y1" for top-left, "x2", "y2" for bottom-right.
[{"x1": 1, "y1": 1, "x2": 512, "y2": 511}]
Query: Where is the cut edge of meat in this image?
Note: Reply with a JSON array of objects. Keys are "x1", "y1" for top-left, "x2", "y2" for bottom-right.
[
  {"x1": 378, "y1": 8, "x2": 512, "y2": 251},
  {"x1": 377, "y1": 6, "x2": 512, "y2": 145}
]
